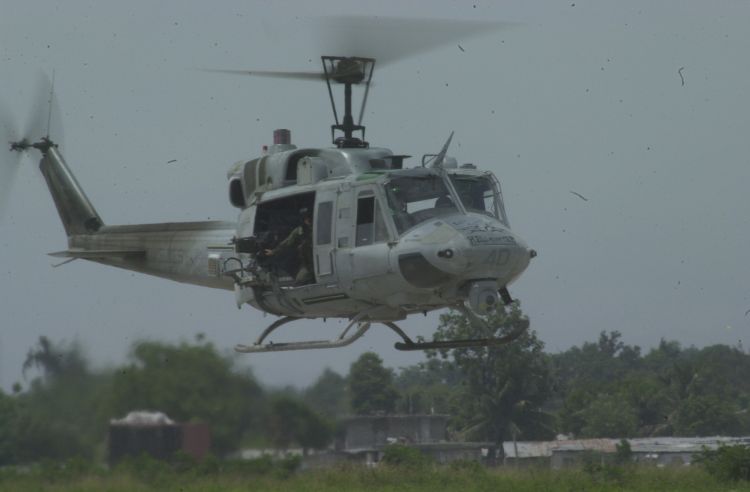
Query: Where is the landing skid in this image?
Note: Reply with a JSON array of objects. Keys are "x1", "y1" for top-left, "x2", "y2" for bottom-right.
[
  {"x1": 235, "y1": 307, "x2": 530, "y2": 353},
  {"x1": 390, "y1": 319, "x2": 529, "y2": 351},
  {"x1": 235, "y1": 313, "x2": 372, "y2": 353}
]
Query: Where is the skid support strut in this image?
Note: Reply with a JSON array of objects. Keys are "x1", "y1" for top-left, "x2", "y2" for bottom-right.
[
  {"x1": 235, "y1": 312, "x2": 372, "y2": 353},
  {"x1": 234, "y1": 308, "x2": 530, "y2": 353},
  {"x1": 386, "y1": 318, "x2": 530, "y2": 351}
]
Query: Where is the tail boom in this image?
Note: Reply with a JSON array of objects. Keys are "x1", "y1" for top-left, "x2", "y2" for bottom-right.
[{"x1": 39, "y1": 142, "x2": 102, "y2": 236}]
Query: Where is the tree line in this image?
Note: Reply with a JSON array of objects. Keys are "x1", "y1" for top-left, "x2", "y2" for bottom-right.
[{"x1": 2, "y1": 304, "x2": 750, "y2": 465}]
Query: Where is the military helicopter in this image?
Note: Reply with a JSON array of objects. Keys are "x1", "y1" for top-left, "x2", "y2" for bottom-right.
[{"x1": 3, "y1": 23, "x2": 536, "y2": 353}]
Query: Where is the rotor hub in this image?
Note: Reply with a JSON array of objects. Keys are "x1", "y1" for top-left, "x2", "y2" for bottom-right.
[
  {"x1": 10, "y1": 137, "x2": 56, "y2": 154},
  {"x1": 331, "y1": 58, "x2": 366, "y2": 85}
]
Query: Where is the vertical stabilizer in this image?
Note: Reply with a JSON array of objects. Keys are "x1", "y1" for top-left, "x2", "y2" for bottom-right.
[{"x1": 39, "y1": 144, "x2": 102, "y2": 236}]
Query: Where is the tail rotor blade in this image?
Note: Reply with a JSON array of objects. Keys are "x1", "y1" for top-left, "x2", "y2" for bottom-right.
[
  {"x1": 0, "y1": 71, "x2": 65, "y2": 221},
  {"x1": 0, "y1": 100, "x2": 22, "y2": 220},
  {"x1": 24, "y1": 75, "x2": 50, "y2": 143},
  {"x1": 1, "y1": 97, "x2": 23, "y2": 150},
  {"x1": 24, "y1": 72, "x2": 64, "y2": 147}
]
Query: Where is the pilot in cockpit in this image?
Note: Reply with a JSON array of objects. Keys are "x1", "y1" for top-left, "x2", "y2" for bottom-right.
[{"x1": 434, "y1": 193, "x2": 454, "y2": 208}]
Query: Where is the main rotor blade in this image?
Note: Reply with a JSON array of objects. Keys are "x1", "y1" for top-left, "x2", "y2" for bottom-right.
[
  {"x1": 201, "y1": 17, "x2": 510, "y2": 84},
  {"x1": 199, "y1": 68, "x2": 326, "y2": 81},
  {"x1": 313, "y1": 16, "x2": 510, "y2": 68}
]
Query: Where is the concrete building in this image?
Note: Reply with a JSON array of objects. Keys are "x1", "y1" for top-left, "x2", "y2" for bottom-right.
[
  {"x1": 338, "y1": 415, "x2": 448, "y2": 450},
  {"x1": 300, "y1": 413, "x2": 750, "y2": 469},
  {"x1": 322, "y1": 414, "x2": 497, "y2": 466}
]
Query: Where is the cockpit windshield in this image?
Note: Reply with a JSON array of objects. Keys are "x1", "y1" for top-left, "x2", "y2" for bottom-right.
[
  {"x1": 449, "y1": 173, "x2": 508, "y2": 225},
  {"x1": 384, "y1": 173, "x2": 459, "y2": 234}
]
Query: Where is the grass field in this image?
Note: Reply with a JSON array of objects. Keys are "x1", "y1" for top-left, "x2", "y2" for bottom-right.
[{"x1": 2, "y1": 460, "x2": 750, "y2": 492}]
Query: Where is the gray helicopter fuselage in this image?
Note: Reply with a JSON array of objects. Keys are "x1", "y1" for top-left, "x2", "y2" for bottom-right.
[
  {"x1": 225, "y1": 144, "x2": 532, "y2": 321},
  {"x1": 38, "y1": 139, "x2": 532, "y2": 324}
]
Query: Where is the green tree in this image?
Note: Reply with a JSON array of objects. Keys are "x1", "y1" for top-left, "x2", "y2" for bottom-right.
[
  {"x1": 22, "y1": 336, "x2": 87, "y2": 380},
  {"x1": 580, "y1": 394, "x2": 638, "y2": 438},
  {"x1": 0, "y1": 391, "x2": 18, "y2": 464},
  {"x1": 552, "y1": 331, "x2": 642, "y2": 395},
  {"x1": 394, "y1": 359, "x2": 462, "y2": 415},
  {"x1": 303, "y1": 368, "x2": 349, "y2": 418},
  {"x1": 673, "y1": 396, "x2": 743, "y2": 436},
  {"x1": 348, "y1": 352, "x2": 399, "y2": 415},
  {"x1": 431, "y1": 305, "x2": 555, "y2": 448},
  {"x1": 267, "y1": 396, "x2": 333, "y2": 454},
  {"x1": 108, "y1": 339, "x2": 264, "y2": 454},
  {"x1": 10, "y1": 337, "x2": 106, "y2": 463}
]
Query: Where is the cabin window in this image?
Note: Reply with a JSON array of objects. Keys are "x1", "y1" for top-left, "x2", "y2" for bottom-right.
[
  {"x1": 356, "y1": 195, "x2": 388, "y2": 247},
  {"x1": 316, "y1": 201, "x2": 334, "y2": 246},
  {"x1": 228, "y1": 178, "x2": 245, "y2": 208}
]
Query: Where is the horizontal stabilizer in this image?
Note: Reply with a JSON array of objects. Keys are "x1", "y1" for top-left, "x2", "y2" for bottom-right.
[{"x1": 48, "y1": 249, "x2": 145, "y2": 259}]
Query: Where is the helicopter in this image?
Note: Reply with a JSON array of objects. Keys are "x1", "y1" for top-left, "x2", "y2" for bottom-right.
[{"x1": 3, "y1": 25, "x2": 536, "y2": 354}]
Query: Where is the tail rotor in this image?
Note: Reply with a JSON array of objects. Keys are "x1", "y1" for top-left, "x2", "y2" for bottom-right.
[{"x1": 1, "y1": 72, "x2": 64, "y2": 220}]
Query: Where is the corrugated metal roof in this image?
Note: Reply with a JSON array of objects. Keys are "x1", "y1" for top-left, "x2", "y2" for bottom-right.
[
  {"x1": 331, "y1": 435, "x2": 750, "y2": 458},
  {"x1": 550, "y1": 439, "x2": 617, "y2": 454},
  {"x1": 503, "y1": 441, "x2": 556, "y2": 458},
  {"x1": 629, "y1": 436, "x2": 750, "y2": 453},
  {"x1": 502, "y1": 436, "x2": 750, "y2": 458}
]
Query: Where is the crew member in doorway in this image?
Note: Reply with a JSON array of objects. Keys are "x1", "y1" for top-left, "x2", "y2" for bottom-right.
[{"x1": 264, "y1": 209, "x2": 314, "y2": 285}]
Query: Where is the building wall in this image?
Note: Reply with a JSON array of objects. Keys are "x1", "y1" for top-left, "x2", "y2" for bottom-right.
[{"x1": 342, "y1": 415, "x2": 448, "y2": 450}]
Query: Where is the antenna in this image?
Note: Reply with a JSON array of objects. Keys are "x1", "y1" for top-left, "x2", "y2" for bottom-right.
[{"x1": 430, "y1": 131, "x2": 454, "y2": 169}]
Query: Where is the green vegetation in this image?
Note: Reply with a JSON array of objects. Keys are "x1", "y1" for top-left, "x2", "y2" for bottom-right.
[
  {"x1": 429, "y1": 306, "x2": 555, "y2": 445},
  {"x1": 4, "y1": 304, "x2": 750, "y2": 475},
  {"x1": 108, "y1": 338, "x2": 264, "y2": 453},
  {"x1": 381, "y1": 444, "x2": 433, "y2": 469},
  {"x1": 0, "y1": 335, "x2": 331, "y2": 465},
  {"x1": 266, "y1": 396, "x2": 333, "y2": 454},
  {"x1": 348, "y1": 352, "x2": 399, "y2": 415},
  {"x1": 697, "y1": 444, "x2": 750, "y2": 482},
  {"x1": 1, "y1": 459, "x2": 749, "y2": 491}
]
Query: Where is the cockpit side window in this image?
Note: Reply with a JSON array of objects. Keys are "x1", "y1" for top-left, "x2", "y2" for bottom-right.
[
  {"x1": 355, "y1": 193, "x2": 389, "y2": 247},
  {"x1": 385, "y1": 175, "x2": 459, "y2": 235},
  {"x1": 449, "y1": 174, "x2": 507, "y2": 224}
]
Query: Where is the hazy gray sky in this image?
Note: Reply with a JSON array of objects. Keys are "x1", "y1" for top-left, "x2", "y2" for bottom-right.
[{"x1": 1, "y1": 1, "x2": 749, "y2": 390}]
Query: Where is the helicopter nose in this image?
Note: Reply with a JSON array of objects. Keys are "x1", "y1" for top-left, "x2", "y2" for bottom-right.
[
  {"x1": 443, "y1": 215, "x2": 534, "y2": 283},
  {"x1": 510, "y1": 233, "x2": 533, "y2": 278},
  {"x1": 394, "y1": 216, "x2": 534, "y2": 289}
]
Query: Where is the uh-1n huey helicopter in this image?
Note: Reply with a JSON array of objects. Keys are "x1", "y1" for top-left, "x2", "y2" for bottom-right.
[{"x1": 5, "y1": 38, "x2": 536, "y2": 353}]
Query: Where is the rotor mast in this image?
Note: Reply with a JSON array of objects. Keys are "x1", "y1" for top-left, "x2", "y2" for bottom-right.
[{"x1": 321, "y1": 56, "x2": 374, "y2": 148}]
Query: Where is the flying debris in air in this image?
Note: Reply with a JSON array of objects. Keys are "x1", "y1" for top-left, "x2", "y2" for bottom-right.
[
  {"x1": 569, "y1": 190, "x2": 589, "y2": 202},
  {"x1": 458, "y1": 44, "x2": 465, "y2": 52},
  {"x1": 167, "y1": 159, "x2": 177, "y2": 164}
]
